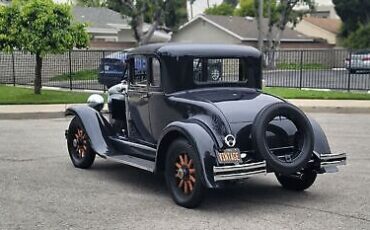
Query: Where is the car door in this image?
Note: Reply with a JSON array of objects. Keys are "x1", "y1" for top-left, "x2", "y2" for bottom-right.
[{"x1": 126, "y1": 55, "x2": 154, "y2": 143}]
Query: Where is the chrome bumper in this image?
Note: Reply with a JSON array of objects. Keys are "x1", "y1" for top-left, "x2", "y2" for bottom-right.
[
  {"x1": 213, "y1": 152, "x2": 346, "y2": 182},
  {"x1": 213, "y1": 161, "x2": 266, "y2": 182},
  {"x1": 316, "y1": 152, "x2": 347, "y2": 173}
]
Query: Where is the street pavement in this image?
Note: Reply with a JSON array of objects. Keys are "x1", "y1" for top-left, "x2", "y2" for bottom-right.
[{"x1": 0, "y1": 113, "x2": 369, "y2": 229}]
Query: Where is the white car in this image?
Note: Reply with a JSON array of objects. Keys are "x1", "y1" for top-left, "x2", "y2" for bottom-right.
[{"x1": 345, "y1": 50, "x2": 370, "y2": 73}]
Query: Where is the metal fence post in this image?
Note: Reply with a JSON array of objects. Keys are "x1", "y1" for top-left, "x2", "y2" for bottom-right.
[
  {"x1": 299, "y1": 50, "x2": 304, "y2": 89},
  {"x1": 68, "y1": 50, "x2": 72, "y2": 91},
  {"x1": 11, "y1": 52, "x2": 16, "y2": 86},
  {"x1": 102, "y1": 50, "x2": 106, "y2": 93},
  {"x1": 347, "y1": 49, "x2": 352, "y2": 92}
]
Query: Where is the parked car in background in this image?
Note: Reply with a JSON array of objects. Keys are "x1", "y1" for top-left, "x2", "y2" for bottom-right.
[
  {"x1": 98, "y1": 50, "x2": 147, "y2": 88},
  {"x1": 345, "y1": 50, "x2": 370, "y2": 73},
  {"x1": 98, "y1": 51, "x2": 128, "y2": 88}
]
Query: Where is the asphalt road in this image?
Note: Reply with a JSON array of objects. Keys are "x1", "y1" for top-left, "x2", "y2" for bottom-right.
[
  {"x1": 264, "y1": 69, "x2": 370, "y2": 90},
  {"x1": 0, "y1": 114, "x2": 369, "y2": 229}
]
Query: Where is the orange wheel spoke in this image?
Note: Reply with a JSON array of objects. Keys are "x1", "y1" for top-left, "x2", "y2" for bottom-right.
[
  {"x1": 189, "y1": 175, "x2": 196, "y2": 183},
  {"x1": 189, "y1": 168, "x2": 196, "y2": 174},
  {"x1": 175, "y1": 163, "x2": 182, "y2": 169},
  {"x1": 178, "y1": 179, "x2": 184, "y2": 188},
  {"x1": 184, "y1": 181, "x2": 188, "y2": 194},
  {"x1": 179, "y1": 155, "x2": 184, "y2": 165},
  {"x1": 187, "y1": 181, "x2": 193, "y2": 192},
  {"x1": 188, "y1": 159, "x2": 193, "y2": 167},
  {"x1": 184, "y1": 154, "x2": 188, "y2": 165}
]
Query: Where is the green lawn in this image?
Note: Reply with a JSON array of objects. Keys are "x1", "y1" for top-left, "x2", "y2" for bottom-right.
[
  {"x1": 264, "y1": 87, "x2": 370, "y2": 100},
  {"x1": 0, "y1": 85, "x2": 369, "y2": 105},
  {"x1": 50, "y1": 69, "x2": 98, "y2": 81},
  {"x1": 0, "y1": 85, "x2": 105, "y2": 105}
]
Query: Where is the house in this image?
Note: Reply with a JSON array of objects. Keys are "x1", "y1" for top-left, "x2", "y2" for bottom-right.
[
  {"x1": 294, "y1": 17, "x2": 341, "y2": 45},
  {"x1": 310, "y1": 4, "x2": 340, "y2": 19},
  {"x1": 72, "y1": 6, "x2": 171, "y2": 49},
  {"x1": 172, "y1": 14, "x2": 331, "y2": 49}
]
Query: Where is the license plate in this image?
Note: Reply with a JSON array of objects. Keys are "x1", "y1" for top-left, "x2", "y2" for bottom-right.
[{"x1": 217, "y1": 148, "x2": 241, "y2": 164}]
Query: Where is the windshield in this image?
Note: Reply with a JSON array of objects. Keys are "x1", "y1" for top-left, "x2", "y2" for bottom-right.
[{"x1": 193, "y1": 58, "x2": 249, "y2": 84}]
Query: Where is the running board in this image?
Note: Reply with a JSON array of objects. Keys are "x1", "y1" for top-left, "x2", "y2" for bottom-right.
[{"x1": 103, "y1": 154, "x2": 156, "y2": 173}]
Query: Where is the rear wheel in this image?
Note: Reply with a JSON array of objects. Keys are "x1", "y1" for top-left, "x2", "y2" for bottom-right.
[
  {"x1": 67, "y1": 116, "x2": 96, "y2": 169},
  {"x1": 165, "y1": 139, "x2": 206, "y2": 208},
  {"x1": 275, "y1": 170, "x2": 317, "y2": 191}
]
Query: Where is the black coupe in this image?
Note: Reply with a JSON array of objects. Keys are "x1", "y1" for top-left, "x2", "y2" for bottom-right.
[{"x1": 65, "y1": 43, "x2": 346, "y2": 208}]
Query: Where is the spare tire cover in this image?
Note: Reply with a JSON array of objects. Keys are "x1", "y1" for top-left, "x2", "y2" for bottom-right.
[{"x1": 251, "y1": 102, "x2": 314, "y2": 174}]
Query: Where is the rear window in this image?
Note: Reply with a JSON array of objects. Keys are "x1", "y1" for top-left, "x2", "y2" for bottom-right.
[{"x1": 193, "y1": 58, "x2": 248, "y2": 84}]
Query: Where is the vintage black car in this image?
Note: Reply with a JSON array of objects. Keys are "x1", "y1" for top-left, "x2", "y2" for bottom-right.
[{"x1": 65, "y1": 43, "x2": 346, "y2": 208}]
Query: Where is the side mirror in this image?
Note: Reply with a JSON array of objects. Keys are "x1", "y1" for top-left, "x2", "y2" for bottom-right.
[{"x1": 87, "y1": 94, "x2": 104, "y2": 112}]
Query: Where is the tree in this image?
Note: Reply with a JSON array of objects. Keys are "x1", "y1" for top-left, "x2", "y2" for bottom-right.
[
  {"x1": 223, "y1": 0, "x2": 238, "y2": 7},
  {"x1": 344, "y1": 24, "x2": 370, "y2": 49},
  {"x1": 204, "y1": 2, "x2": 235, "y2": 16},
  {"x1": 0, "y1": 0, "x2": 89, "y2": 94},
  {"x1": 103, "y1": 0, "x2": 186, "y2": 45},
  {"x1": 333, "y1": 0, "x2": 370, "y2": 38}
]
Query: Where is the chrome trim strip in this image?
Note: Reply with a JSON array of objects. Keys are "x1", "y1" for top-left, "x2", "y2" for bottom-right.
[
  {"x1": 214, "y1": 170, "x2": 267, "y2": 181},
  {"x1": 320, "y1": 153, "x2": 346, "y2": 161},
  {"x1": 214, "y1": 161, "x2": 266, "y2": 173},
  {"x1": 213, "y1": 161, "x2": 267, "y2": 182}
]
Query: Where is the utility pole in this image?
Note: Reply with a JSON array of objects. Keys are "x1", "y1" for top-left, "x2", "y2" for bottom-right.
[
  {"x1": 207, "y1": 0, "x2": 210, "y2": 8},
  {"x1": 257, "y1": 0, "x2": 264, "y2": 51}
]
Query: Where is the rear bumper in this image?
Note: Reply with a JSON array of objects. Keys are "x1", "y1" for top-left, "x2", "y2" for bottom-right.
[{"x1": 213, "y1": 152, "x2": 346, "y2": 182}]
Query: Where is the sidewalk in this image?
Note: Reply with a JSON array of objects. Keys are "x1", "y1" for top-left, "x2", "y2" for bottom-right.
[{"x1": 0, "y1": 100, "x2": 370, "y2": 119}]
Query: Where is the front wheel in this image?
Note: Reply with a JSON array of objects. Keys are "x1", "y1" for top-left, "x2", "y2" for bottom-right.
[
  {"x1": 165, "y1": 139, "x2": 206, "y2": 208},
  {"x1": 275, "y1": 170, "x2": 317, "y2": 191},
  {"x1": 67, "y1": 116, "x2": 96, "y2": 169}
]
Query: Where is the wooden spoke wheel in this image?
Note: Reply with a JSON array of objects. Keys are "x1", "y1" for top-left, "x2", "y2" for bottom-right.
[
  {"x1": 67, "y1": 116, "x2": 96, "y2": 169},
  {"x1": 175, "y1": 153, "x2": 196, "y2": 194},
  {"x1": 73, "y1": 128, "x2": 88, "y2": 159},
  {"x1": 165, "y1": 139, "x2": 206, "y2": 208}
]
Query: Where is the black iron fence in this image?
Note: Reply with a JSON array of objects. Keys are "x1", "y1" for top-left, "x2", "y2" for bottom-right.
[
  {"x1": 0, "y1": 48, "x2": 370, "y2": 91},
  {"x1": 264, "y1": 49, "x2": 370, "y2": 91}
]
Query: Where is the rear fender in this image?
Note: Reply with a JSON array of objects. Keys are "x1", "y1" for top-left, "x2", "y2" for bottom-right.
[
  {"x1": 309, "y1": 117, "x2": 331, "y2": 154},
  {"x1": 65, "y1": 105, "x2": 114, "y2": 156},
  {"x1": 156, "y1": 120, "x2": 219, "y2": 188}
]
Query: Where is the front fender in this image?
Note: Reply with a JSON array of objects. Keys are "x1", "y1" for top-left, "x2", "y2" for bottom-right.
[
  {"x1": 157, "y1": 120, "x2": 219, "y2": 188},
  {"x1": 65, "y1": 105, "x2": 114, "y2": 156}
]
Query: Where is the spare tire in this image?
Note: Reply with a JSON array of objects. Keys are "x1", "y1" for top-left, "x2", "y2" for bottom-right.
[{"x1": 251, "y1": 102, "x2": 314, "y2": 175}]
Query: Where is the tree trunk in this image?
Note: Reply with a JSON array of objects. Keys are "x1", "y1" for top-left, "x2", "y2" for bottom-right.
[{"x1": 34, "y1": 53, "x2": 42, "y2": 95}]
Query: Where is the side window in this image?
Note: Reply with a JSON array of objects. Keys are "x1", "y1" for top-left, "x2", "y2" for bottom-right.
[
  {"x1": 151, "y1": 58, "x2": 161, "y2": 87},
  {"x1": 130, "y1": 56, "x2": 148, "y2": 86}
]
